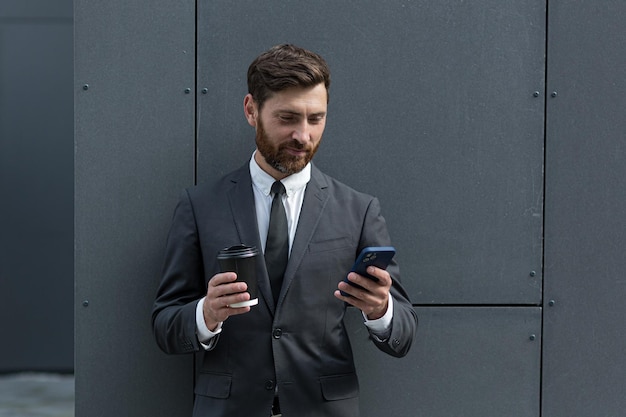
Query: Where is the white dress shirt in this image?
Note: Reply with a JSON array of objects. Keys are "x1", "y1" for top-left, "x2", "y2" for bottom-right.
[{"x1": 196, "y1": 152, "x2": 393, "y2": 347}]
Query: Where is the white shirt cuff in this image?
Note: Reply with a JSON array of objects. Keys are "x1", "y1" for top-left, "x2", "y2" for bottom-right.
[
  {"x1": 196, "y1": 297, "x2": 222, "y2": 348},
  {"x1": 362, "y1": 295, "x2": 394, "y2": 341}
]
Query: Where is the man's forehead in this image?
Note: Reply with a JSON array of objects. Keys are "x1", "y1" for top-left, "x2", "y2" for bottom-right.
[
  {"x1": 267, "y1": 83, "x2": 326, "y2": 100},
  {"x1": 262, "y1": 84, "x2": 328, "y2": 111}
]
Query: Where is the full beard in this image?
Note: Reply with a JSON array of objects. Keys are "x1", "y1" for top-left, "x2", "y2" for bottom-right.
[{"x1": 255, "y1": 121, "x2": 321, "y2": 176}]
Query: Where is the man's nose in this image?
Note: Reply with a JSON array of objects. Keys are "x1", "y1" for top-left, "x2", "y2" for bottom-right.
[{"x1": 291, "y1": 121, "x2": 311, "y2": 142}]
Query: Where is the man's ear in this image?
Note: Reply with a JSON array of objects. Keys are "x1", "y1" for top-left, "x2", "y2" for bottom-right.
[{"x1": 243, "y1": 94, "x2": 258, "y2": 127}]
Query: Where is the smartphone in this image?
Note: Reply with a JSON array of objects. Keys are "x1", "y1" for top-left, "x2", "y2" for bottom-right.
[{"x1": 340, "y1": 246, "x2": 396, "y2": 296}]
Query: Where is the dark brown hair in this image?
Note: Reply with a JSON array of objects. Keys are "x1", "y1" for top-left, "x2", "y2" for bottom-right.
[{"x1": 247, "y1": 44, "x2": 331, "y2": 109}]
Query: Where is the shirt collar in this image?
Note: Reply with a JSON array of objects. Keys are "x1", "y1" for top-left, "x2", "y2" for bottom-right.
[{"x1": 249, "y1": 151, "x2": 311, "y2": 197}]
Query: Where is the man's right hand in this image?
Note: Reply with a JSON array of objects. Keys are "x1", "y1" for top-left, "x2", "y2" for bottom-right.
[{"x1": 203, "y1": 272, "x2": 251, "y2": 331}]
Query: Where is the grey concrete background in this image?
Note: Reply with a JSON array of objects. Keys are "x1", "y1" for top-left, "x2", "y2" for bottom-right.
[
  {"x1": 1, "y1": 0, "x2": 625, "y2": 416},
  {"x1": 0, "y1": 374, "x2": 74, "y2": 417},
  {"x1": 0, "y1": 0, "x2": 74, "y2": 372},
  {"x1": 73, "y1": 1, "x2": 626, "y2": 416}
]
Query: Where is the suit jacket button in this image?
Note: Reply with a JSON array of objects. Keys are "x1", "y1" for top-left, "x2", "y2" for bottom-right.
[
  {"x1": 273, "y1": 328, "x2": 283, "y2": 339},
  {"x1": 392, "y1": 338, "x2": 401, "y2": 347},
  {"x1": 265, "y1": 380, "x2": 275, "y2": 390}
]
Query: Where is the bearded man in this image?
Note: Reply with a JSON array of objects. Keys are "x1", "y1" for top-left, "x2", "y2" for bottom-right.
[{"x1": 152, "y1": 44, "x2": 417, "y2": 417}]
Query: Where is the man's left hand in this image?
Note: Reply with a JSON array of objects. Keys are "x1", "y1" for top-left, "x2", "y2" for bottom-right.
[{"x1": 334, "y1": 266, "x2": 391, "y2": 320}]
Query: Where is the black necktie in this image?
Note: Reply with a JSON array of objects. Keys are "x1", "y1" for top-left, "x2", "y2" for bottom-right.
[{"x1": 265, "y1": 181, "x2": 289, "y2": 305}]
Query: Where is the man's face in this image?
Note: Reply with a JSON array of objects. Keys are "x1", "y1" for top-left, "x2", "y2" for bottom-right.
[{"x1": 245, "y1": 83, "x2": 328, "y2": 179}]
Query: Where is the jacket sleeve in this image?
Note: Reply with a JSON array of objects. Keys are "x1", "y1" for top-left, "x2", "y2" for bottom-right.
[
  {"x1": 360, "y1": 197, "x2": 418, "y2": 358},
  {"x1": 151, "y1": 189, "x2": 206, "y2": 354}
]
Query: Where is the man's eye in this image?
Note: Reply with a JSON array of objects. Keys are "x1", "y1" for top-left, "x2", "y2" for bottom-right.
[
  {"x1": 279, "y1": 115, "x2": 295, "y2": 123},
  {"x1": 309, "y1": 116, "x2": 325, "y2": 124}
]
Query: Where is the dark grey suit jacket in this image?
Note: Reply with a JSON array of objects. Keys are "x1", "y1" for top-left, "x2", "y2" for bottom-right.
[{"x1": 152, "y1": 163, "x2": 417, "y2": 417}]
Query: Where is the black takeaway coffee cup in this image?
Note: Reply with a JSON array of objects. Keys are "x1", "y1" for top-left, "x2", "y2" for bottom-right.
[{"x1": 217, "y1": 244, "x2": 259, "y2": 307}]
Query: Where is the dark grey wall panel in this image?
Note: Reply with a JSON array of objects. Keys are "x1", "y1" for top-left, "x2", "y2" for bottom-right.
[
  {"x1": 0, "y1": 5, "x2": 73, "y2": 372},
  {"x1": 196, "y1": 0, "x2": 545, "y2": 305},
  {"x1": 0, "y1": 0, "x2": 72, "y2": 19},
  {"x1": 72, "y1": 0, "x2": 626, "y2": 416},
  {"x1": 543, "y1": 1, "x2": 626, "y2": 416},
  {"x1": 346, "y1": 306, "x2": 541, "y2": 417},
  {"x1": 74, "y1": 0, "x2": 196, "y2": 415}
]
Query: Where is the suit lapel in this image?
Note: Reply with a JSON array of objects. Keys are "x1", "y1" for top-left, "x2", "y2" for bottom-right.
[
  {"x1": 277, "y1": 165, "x2": 329, "y2": 308},
  {"x1": 227, "y1": 164, "x2": 275, "y2": 313},
  {"x1": 226, "y1": 163, "x2": 330, "y2": 313}
]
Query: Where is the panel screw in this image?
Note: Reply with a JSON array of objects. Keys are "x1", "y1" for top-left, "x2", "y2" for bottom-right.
[
  {"x1": 82, "y1": 84, "x2": 89, "y2": 91},
  {"x1": 184, "y1": 88, "x2": 191, "y2": 94},
  {"x1": 529, "y1": 334, "x2": 536, "y2": 341},
  {"x1": 533, "y1": 91, "x2": 540, "y2": 97},
  {"x1": 548, "y1": 299, "x2": 555, "y2": 307},
  {"x1": 551, "y1": 91, "x2": 558, "y2": 98},
  {"x1": 82, "y1": 300, "x2": 89, "y2": 307},
  {"x1": 202, "y1": 88, "x2": 208, "y2": 94},
  {"x1": 529, "y1": 270, "x2": 536, "y2": 277}
]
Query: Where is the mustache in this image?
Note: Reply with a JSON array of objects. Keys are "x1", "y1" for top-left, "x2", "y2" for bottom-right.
[{"x1": 281, "y1": 140, "x2": 308, "y2": 151}]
